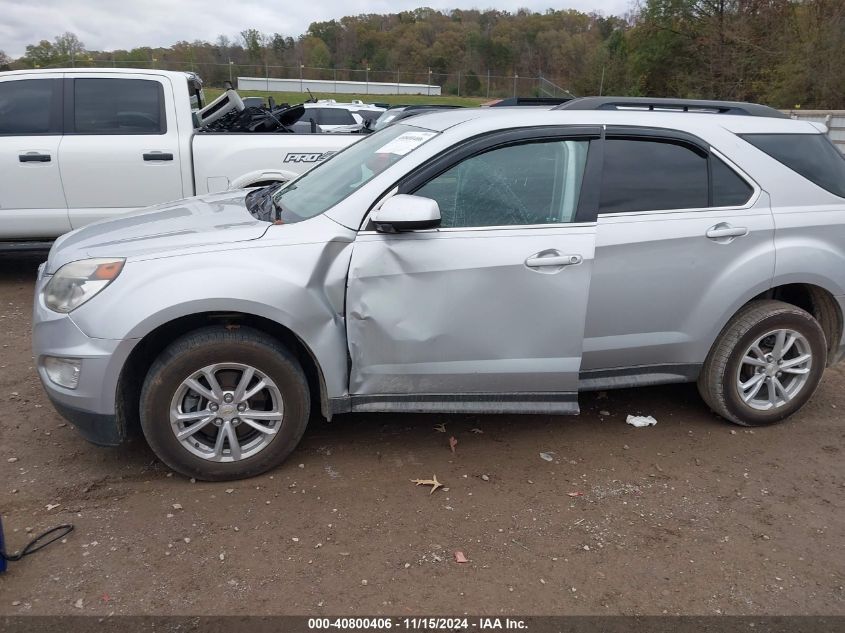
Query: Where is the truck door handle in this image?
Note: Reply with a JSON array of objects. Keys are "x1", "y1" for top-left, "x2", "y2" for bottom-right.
[
  {"x1": 706, "y1": 223, "x2": 748, "y2": 240},
  {"x1": 143, "y1": 152, "x2": 174, "y2": 161},
  {"x1": 19, "y1": 152, "x2": 51, "y2": 163},
  {"x1": 525, "y1": 253, "x2": 583, "y2": 268}
]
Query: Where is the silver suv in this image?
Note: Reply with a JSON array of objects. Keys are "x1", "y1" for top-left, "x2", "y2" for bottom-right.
[{"x1": 33, "y1": 97, "x2": 845, "y2": 480}]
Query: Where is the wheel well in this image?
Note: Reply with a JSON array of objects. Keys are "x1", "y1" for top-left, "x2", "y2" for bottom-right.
[
  {"x1": 247, "y1": 180, "x2": 284, "y2": 188},
  {"x1": 116, "y1": 312, "x2": 327, "y2": 438},
  {"x1": 752, "y1": 283, "x2": 843, "y2": 363}
]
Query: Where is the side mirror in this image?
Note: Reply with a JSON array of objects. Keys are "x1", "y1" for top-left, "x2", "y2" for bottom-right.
[{"x1": 371, "y1": 194, "x2": 441, "y2": 233}]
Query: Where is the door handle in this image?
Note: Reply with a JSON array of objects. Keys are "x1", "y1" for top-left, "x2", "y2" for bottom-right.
[
  {"x1": 19, "y1": 152, "x2": 51, "y2": 163},
  {"x1": 525, "y1": 253, "x2": 582, "y2": 268},
  {"x1": 143, "y1": 152, "x2": 174, "y2": 161},
  {"x1": 706, "y1": 223, "x2": 748, "y2": 240}
]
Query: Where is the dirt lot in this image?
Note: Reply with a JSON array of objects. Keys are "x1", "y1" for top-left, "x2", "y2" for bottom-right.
[{"x1": 0, "y1": 253, "x2": 843, "y2": 616}]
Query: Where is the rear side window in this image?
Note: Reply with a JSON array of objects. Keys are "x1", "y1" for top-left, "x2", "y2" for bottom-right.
[
  {"x1": 312, "y1": 108, "x2": 355, "y2": 126},
  {"x1": 73, "y1": 78, "x2": 165, "y2": 134},
  {"x1": 599, "y1": 138, "x2": 709, "y2": 213},
  {"x1": 711, "y1": 155, "x2": 754, "y2": 207},
  {"x1": 741, "y1": 133, "x2": 845, "y2": 198},
  {"x1": 0, "y1": 79, "x2": 62, "y2": 135}
]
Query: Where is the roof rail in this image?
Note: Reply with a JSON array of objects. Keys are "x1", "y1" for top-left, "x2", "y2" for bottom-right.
[
  {"x1": 490, "y1": 96, "x2": 573, "y2": 107},
  {"x1": 554, "y1": 96, "x2": 787, "y2": 119}
]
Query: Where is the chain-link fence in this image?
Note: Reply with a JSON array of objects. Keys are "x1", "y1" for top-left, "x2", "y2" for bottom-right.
[{"x1": 32, "y1": 58, "x2": 576, "y2": 99}]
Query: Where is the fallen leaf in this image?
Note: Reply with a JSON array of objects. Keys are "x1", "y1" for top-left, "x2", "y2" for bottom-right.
[
  {"x1": 410, "y1": 475, "x2": 443, "y2": 495},
  {"x1": 539, "y1": 452, "x2": 554, "y2": 462},
  {"x1": 470, "y1": 428, "x2": 484, "y2": 434},
  {"x1": 454, "y1": 550, "x2": 469, "y2": 563},
  {"x1": 567, "y1": 492, "x2": 584, "y2": 497},
  {"x1": 449, "y1": 436, "x2": 458, "y2": 454},
  {"x1": 434, "y1": 423, "x2": 446, "y2": 433}
]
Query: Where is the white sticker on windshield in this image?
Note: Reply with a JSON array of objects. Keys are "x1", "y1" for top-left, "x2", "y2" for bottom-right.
[{"x1": 375, "y1": 131, "x2": 437, "y2": 156}]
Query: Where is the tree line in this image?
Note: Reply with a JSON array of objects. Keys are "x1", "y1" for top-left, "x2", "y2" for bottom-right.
[{"x1": 3, "y1": 0, "x2": 843, "y2": 108}]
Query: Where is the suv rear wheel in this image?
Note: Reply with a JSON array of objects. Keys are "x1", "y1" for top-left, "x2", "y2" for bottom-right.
[
  {"x1": 140, "y1": 326, "x2": 310, "y2": 481},
  {"x1": 698, "y1": 300, "x2": 827, "y2": 426}
]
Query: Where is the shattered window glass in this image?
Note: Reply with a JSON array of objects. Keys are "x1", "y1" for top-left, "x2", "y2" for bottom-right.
[
  {"x1": 414, "y1": 140, "x2": 589, "y2": 228},
  {"x1": 272, "y1": 124, "x2": 437, "y2": 222}
]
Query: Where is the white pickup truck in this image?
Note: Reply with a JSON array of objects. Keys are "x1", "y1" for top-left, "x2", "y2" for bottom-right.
[{"x1": 0, "y1": 68, "x2": 360, "y2": 243}]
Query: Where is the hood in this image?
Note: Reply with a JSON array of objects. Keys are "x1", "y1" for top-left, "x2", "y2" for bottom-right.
[{"x1": 47, "y1": 191, "x2": 270, "y2": 273}]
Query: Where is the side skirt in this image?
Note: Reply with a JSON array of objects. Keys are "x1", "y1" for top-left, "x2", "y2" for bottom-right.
[
  {"x1": 330, "y1": 392, "x2": 579, "y2": 416},
  {"x1": 578, "y1": 363, "x2": 701, "y2": 391}
]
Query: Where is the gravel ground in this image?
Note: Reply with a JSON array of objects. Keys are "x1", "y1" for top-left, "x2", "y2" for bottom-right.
[{"x1": 0, "y1": 253, "x2": 843, "y2": 616}]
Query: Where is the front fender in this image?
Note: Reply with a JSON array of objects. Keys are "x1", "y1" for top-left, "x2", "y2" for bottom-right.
[{"x1": 70, "y1": 237, "x2": 354, "y2": 399}]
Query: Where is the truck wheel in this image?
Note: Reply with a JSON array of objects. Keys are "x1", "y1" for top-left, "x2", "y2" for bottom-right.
[
  {"x1": 698, "y1": 300, "x2": 826, "y2": 426},
  {"x1": 140, "y1": 326, "x2": 310, "y2": 481}
]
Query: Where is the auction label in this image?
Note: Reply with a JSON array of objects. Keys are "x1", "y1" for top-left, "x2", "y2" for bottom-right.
[{"x1": 308, "y1": 617, "x2": 527, "y2": 630}]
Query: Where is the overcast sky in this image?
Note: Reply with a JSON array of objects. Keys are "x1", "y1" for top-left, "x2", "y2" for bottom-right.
[{"x1": 1, "y1": 0, "x2": 632, "y2": 58}]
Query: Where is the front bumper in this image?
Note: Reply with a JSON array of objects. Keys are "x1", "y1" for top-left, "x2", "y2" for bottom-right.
[{"x1": 32, "y1": 271, "x2": 139, "y2": 446}]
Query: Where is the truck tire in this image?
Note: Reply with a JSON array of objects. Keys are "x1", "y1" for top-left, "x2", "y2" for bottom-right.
[
  {"x1": 140, "y1": 326, "x2": 310, "y2": 481},
  {"x1": 698, "y1": 300, "x2": 826, "y2": 426}
]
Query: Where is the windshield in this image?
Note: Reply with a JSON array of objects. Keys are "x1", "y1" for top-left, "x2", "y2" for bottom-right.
[
  {"x1": 271, "y1": 124, "x2": 438, "y2": 222},
  {"x1": 372, "y1": 109, "x2": 403, "y2": 131}
]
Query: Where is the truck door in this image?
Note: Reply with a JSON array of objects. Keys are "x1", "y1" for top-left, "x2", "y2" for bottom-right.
[
  {"x1": 59, "y1": 74, "x2": 185, "y2": 228},
  {"x1": 0, "y1": 74, "x2": 69, "y2": 239}
]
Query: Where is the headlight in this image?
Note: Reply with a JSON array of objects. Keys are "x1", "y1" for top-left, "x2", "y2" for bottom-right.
[{"x1": 43, "y1": 258, "x2": 125, "y2": 313}]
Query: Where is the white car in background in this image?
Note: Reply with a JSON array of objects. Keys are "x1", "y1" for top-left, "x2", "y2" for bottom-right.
[
  {"x1": 0, "y1": 69, "x2": 360, "y2": 244},
  {"x1": 301, "y1": 99, "x2": 385, "y2": 132}
]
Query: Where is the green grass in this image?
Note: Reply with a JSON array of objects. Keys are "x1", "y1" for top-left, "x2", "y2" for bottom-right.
[{"x1": 204, "y1": 88, "x2": 486, "y2": 108}]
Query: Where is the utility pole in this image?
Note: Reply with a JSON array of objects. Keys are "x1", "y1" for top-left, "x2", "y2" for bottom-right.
[
  {"x1": 486, "y1": 69, "x2": 490, "y2": 99},
  {"x1": 513, "y1": 73, "x2": 518, "y2": 97},
  {"x1": 228, "y1": 58, "x2": 233, "y2": 85},
  {"x1": 299, "y1": 63, "x2": 304, "y2": 92}
]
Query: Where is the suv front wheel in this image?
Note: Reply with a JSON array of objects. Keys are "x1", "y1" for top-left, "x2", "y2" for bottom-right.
[
  {"x1": 140, "y1": 326, "x2": 310, "y2": 481},
  {"x1": 698, "y1": 300, "x2": 827, "y2": 426}
]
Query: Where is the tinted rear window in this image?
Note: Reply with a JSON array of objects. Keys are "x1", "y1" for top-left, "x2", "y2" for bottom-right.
[
  {"x1": 312, "y1": 108, "x2": 355, "y2": 125},
  {"x1": 711, "y1": 155, "x2": 754, "y2": 207},
  {"x1": 599, "y1": 138, "x2": 708, "y2": 213},
  {"x1": 74, "y1": 78, "x2": 165, "y2": 134},
  {"x1": 742, "y1": 133, "x2": 845, "y2": 198}
]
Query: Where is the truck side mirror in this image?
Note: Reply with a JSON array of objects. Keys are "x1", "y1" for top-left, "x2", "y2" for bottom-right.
[{"x1": 371, "y1": 195, "x2": 441, "y2": 233}]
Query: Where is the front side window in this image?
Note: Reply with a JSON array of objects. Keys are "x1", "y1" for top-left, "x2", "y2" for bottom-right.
[
  {"x1": 599, "y1": 138, "x2": 709, "y2": 214},
  {"x1": 741, "y1": 133, "x2": 845, "y2": 198},
  {"x1": 74, "y1": 78, "x2": 164, "y2": 134},
  {"x1": 414, "y1": 140, "x2": 589, "y2": 228},
  {"x1": 0, "y1": 79, "x2": 61, "y2": 135},
  {"x1": 272, "y1": 124, "x2": 438, "y2": 222}
]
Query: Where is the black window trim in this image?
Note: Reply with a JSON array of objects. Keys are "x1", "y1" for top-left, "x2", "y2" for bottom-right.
[
  {"x1": 361, "y1": 125, "x2": 603, "y2": 232},
  {"x1": 592, "y1": 125, "x2": 759, "y2": 220},
  {"x1": 64, "y1": 77, "x2": 168, "y2": 136},
  {"x1": 0, "y1": 77, "x2": 64, "y2": 136}
]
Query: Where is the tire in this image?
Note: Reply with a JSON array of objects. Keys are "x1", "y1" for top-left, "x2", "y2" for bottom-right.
[
  {"x1": 698, "y1": 300, "x2": 827, "y2": 426},
  {"x1": 140, "y1": 326, "x2": 310, "y2": 481}
]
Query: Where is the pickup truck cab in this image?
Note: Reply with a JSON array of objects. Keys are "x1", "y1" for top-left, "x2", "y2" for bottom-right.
[{"x1": 0, "y1": 68, "x2": 359, "y2": 241}]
